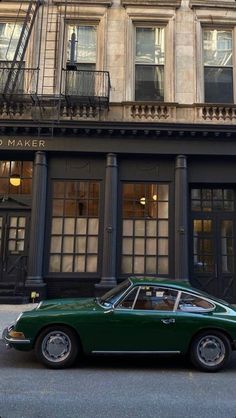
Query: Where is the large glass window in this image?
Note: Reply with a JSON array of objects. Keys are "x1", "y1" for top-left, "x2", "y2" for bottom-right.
[
  {"x1": 203, "y1": 29, "x2": 233, "y2": 103},
  {"x1": 135, "y1": 27, "x2": 165, "y2": 101},
  {"x1": 0, "y1": 161, "x2": 33, "y2": 195},
  {"x1": 49, "y1": 180, "x2": 100, "y2": 274},
  {"x1": 121, "y1": 183, "x2": 169, "y2": 275}
]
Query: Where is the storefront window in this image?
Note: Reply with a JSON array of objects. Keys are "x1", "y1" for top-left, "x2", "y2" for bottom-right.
[
  {"x1": 121, "y1": 183, "x2": 169, "y2": 275},
  {"x1": 0, "y1": 161, "x2": 33, "y2": 195},
  {"x1": 49, "y1": 180, "x2": 100, "y2": 273}
]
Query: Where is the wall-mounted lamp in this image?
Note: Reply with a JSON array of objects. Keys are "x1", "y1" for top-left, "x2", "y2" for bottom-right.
[
  {"x1": 9, "y1": 174, "x2": 21, "y2": 187},
  {"x1": 152, "y1": 194, "x2": 158, "y2": 201},
  {"x1": 140, "y1": 197, "x2": 146, "y2": 205}
]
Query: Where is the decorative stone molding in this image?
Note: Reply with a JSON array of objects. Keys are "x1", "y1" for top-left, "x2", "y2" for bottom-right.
[
  {"x1": 125, "y1": 103, "x2": 177, "y2": 121},
  {"x1": 197, "y1": 105, "x2": 236, "y2": 121},
  {"x1": 190, "y1": 0, "x2": 236, "y2": 9},
  {"x1": 54, "y1": 0, "x2": 112, "y2": 5},
  {"x1": 122, "y1": 0, "x2": 181, "y2": 8}
]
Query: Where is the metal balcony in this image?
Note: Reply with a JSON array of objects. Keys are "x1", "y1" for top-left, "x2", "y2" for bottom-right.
[
  {"x1": 62, "y1": 67, "x2": 111, "y2": 109},
  {"x1": 0, "y1": 65, "x2": 38, "y2": 103}
]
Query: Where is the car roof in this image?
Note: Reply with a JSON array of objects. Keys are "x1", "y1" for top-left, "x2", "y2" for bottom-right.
[{"x1": 129, "y1": 277, "x2": 195, "y2": 291}]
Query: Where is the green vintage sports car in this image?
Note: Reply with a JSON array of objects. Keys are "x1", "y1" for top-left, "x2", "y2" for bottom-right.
[{"x1": 3, "y1": 277, "x2": 236, "y2": 372}]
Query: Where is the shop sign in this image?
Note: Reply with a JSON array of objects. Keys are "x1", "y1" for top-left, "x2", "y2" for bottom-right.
[{"x1": 0, "y1": 138, "x2": 46, "y2": 149}]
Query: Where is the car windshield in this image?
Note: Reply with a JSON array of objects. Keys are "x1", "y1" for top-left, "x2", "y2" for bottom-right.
[{"x1": 99, "y1": 279, "x2": 131, "y2": 307}]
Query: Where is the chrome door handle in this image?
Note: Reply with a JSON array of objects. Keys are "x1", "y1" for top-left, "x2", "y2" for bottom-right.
[{"x1": 161, "y1": 318, "x2": 175, "y2": 325}]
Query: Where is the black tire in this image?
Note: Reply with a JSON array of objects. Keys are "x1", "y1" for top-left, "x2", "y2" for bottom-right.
[
  {"x1": 35, "y1": 326, "x2": 79, "y2": 369},
  {"x1": 190, "y1": 330, "x2": 232, "y2": 372}
]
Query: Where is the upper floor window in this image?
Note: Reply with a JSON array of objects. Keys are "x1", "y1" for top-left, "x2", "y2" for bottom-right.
[
  {"x1": 135, "y1": 27, "x2": 165, "y2": 101},
  {"x1": 67, "y1": 25, "x2": 97, "y2": 71},
  {"x1": 0, "y1": 23, "x2": 22, "y2": 61},
  {"x1": 203, "y1": 29, "x2": 233, "y2": 103}
]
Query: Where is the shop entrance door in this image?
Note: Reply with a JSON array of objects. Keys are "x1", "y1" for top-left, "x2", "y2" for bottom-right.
[
  {"x1": 0, "y1": 211, "x2": 30, "y2": 284},
  {"x1": 190, "y1": 213, "x2": 236, "y2": 303}
]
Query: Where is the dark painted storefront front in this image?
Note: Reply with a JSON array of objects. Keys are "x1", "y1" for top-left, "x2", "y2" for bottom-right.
[{"x1": 1, "y1": 124, "x2": 236, "y2": 303}]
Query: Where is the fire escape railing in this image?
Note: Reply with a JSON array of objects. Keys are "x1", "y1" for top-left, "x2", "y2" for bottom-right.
[
  {"x1": 0, "y1": 65, "x2": 39, "y2": 98},
  {"x1": 62, "y1": 68, "x2": 111, "y2": 109},
  {"x1": 1, "y1": 0, "x2": 41, "y2": 100}
]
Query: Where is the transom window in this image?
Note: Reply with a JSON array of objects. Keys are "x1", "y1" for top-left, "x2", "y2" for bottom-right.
[
  {"x1": 0, "y1": 161, "x2": 33, "y2": 195},
  {"x1": 135, "y1": 27, "x2": 165, "y2": 101},
  {"x1": 49, "y1": 180, "x2": 100, "y2": 274},
  {"x1": 121, "y1": 183, "x2": 169, "y2": 275},
  {"x1": 191, "y1": 188, "x2": 235, "y2": 212},
  {"x1": 203, "y1": 29, "x2": 233, "y2": 103}
]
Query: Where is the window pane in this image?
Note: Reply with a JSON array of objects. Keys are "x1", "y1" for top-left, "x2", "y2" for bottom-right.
[
  {"x1": 0, "y1": 23, "x2": 23, "y2": 61},
  {"x1": 49, "y1": 255, "x2": 61, "y2": 272},
  {"x1": 204, "y1": 67, "x2": 233, "y2": 103},
  {"x1": 62, "y1": 255, "x2": 73, "y2": 272},
  {"x1": 50, "y1": 236, "x2": 62, "y2": 253},
  {"x1": 122, "y1": 238, "x2": 133, "y2": 254},
  {"x1": 135, "y1": 65, "x2": 164, "y2": 101},
  {"x1": 68, "y1": 25, "x2": 97, "y2": 63},
  {"x1": 136, "y1": 27, "x2": 165, "y2": 65},
  {"x1": 86, "y1": 255, "x2": 97, "y2": 272},
  {"x1": 204, "y1": 30, "x2": 232, "y2": 66},
  {"x1": 74, "y1": 255, "x2": 85, "y2": 272},
  {"x1": 75, "y1": 237, "x2": 86, "y2": 253}
]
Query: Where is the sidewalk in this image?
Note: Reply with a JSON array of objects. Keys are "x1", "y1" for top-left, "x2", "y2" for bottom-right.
[{"x1": 0, "y1": 304, "x2": 37, "y2": 337}]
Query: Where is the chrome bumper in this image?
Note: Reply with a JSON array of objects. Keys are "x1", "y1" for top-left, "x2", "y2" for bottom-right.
[{"x1": 2, "y1": 325, "x2": 31, "y2": 347}]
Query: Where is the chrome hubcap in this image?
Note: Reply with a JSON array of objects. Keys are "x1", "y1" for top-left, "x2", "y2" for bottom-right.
[
  {"x1": 42, "y1": 331, "x2": 71, "y2": 363},
  {"x1": 197, "y1": 335, "x2": 225, "y2": 366}
]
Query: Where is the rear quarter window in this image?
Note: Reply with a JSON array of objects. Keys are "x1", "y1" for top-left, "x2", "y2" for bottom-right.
[{"x1": 177, "y1": 292, "x2": 214, "y2": 312}]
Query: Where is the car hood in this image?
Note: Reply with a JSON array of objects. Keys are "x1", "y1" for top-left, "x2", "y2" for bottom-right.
[{"x1": 36, "y1": 298, "x2": 97, "y2": 312}]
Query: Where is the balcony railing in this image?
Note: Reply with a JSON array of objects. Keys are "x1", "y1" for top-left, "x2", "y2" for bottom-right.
[
  {"x1": 62, "y1": 68, "x2": 110, "y2": 109},
  {"x1": 0, "y1": 65, "x2": 39, "y2": 102}
]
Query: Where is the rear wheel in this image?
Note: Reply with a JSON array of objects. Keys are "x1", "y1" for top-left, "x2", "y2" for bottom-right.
[
  {"x1": 35, "y1": 326, "x2": 79, "y2": 369},
  {"x1": 190, "y1": 331, "x2": 231, "y2": 372}
]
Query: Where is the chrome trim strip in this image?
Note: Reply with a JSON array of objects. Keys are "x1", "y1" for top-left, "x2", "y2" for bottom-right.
[
  {"x1": 92, "y1": 350, "x2": 181, "y2": 354},
  {"x1": 4, "y1": 336, "x2": 31, "y2": 344}
]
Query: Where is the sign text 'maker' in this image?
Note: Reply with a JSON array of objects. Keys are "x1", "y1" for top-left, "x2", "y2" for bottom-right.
[{"x1": 0, "y1": 138, "x2": 46, "y2": 149}]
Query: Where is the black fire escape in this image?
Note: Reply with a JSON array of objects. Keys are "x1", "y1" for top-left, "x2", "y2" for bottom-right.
[{"x1": 0, "y1": 0, "x2": 41, "y2": 105}]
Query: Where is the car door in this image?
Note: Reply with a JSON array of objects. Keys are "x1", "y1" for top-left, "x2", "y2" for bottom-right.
[{"x1": 90, "y1": 286, "x2": 183, "y2": 353}]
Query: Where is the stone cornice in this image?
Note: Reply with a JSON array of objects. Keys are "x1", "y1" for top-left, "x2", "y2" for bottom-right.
[
  {"x1": 53, "y1": 0, "x2": 112, "y2": 5},
  {"x1": 121, "y1": 0, "x2": 181, "y2": 8},
  {"x1": 190, "y1": 0, "x2": 236, "y2": 9}
]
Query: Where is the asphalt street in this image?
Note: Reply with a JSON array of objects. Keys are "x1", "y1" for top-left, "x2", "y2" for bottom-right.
[{"x1": 0, "y1": 306, "x2": 236, "y2": 418}]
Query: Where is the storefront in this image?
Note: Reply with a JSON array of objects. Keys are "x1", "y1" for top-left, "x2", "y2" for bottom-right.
[{"x1": 1, "y1": 126, "x2": 236, "y2": 302}]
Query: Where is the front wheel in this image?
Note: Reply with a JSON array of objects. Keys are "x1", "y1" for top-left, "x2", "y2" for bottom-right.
[
  {"x1": 190, "y1": 331, "x2": 232, "y2": 372},
  {"x1": 35, "y1": 326, "x2": 79, "y2": 369}
]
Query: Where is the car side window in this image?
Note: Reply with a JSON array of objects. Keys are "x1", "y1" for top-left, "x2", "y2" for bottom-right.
[
  {"x1": 177, "y1": 292, "x2": 214, "y2": 312},
  {"x1": 133, "y1": 286, "x2": 178, "y2": 311},
  {"x1": 116, "y1": 287, "x2": 139, "y2": 309}
]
